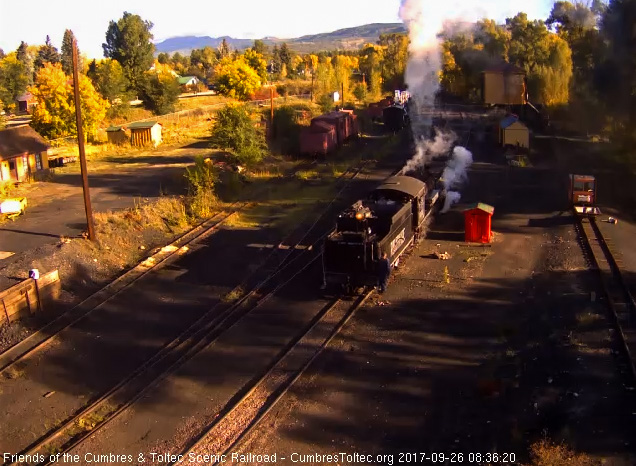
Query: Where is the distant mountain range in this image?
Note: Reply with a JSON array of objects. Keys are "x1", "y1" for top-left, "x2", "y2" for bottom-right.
[{"x1": 154, "y1": 23, "x2": 407, "y2": 55}]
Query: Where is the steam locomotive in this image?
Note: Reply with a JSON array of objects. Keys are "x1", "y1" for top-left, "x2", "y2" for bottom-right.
[{"x1": 322, "y1": 175, "x2": 440, "y2": 292}]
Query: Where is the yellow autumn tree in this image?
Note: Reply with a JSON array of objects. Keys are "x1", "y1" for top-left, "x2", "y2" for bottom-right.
[
  {"x1": 30, "y1": 63, "x2": 108, "y2": 139},
  {"x1": 306, "y1": 54, "x2": 319, "y2": 76},
  {"x1": 214, "y1": 57, "x2": 262, "y2": 101},
  {"x1": 333, "y1": 55, "x2": 357, "y2": 99},
  {"x1": 315, "y1": 56, "x2": 335, "y2": 96},
  {"x1": 291, "y1": 55, "x2": 304, "y2": 75}
]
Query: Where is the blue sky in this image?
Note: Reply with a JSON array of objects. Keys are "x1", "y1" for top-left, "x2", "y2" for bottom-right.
[{"x1": 0, "y1": 0, "x2": 554, "y2": 59}]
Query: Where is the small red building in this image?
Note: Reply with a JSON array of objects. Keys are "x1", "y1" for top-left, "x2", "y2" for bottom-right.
[{"x1": 463, "y1": 203, "x2": 494, "y2": 243}]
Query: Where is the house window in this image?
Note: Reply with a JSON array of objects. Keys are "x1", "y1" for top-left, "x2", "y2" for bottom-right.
[{"x1": 35, "y1": 154, "x2": 42, "y2": 170}]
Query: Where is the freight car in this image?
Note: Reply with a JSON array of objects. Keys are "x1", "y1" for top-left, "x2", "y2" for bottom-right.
[
  {"x1": 322, "y1": 175, "x2": 439, "y2": 292},
  {"x1": 299, "y1": 110, "x2": 358, "y2": 157}
]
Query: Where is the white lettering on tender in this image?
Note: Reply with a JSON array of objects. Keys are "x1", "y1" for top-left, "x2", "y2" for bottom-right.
[{"x1": 390, "y1": 228, "x2": 406, "y2": 256}]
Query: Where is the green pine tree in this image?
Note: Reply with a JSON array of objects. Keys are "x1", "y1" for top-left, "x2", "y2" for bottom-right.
[
  {"x1": 60, "y1": 29, "x2": 79, "y2": 75},
  {"x1": 34, "y1": 35, "x2": 60, "y2": 72}
]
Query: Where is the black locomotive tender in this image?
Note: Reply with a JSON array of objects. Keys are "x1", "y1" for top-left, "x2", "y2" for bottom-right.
[
  {"x1": 322, "y1": 175, "x2": 441, "y2": 292},
  {"x1": 382, "y1": 104, "x2": 410, "y2": 133}
]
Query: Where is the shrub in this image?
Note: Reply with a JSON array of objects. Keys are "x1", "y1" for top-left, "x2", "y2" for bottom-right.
[
  {"x1": 210, "y1": 104, "x2": 267, "y2": 167},
  {"x1": 317, "y1": 94, "x2": 335, "y2": 114},
  {"x1": 353, "y1": 83, "x2": 367, "y2": 102},
  {"x1": 140, "y1": 73, "x2": 181, "y2": 115},
  {"x1": 185, "y1": 156, "x2": 217, "y2": 218},
  {"x1": 270, "y1": 106, "x2": 303, "y2": 154}
]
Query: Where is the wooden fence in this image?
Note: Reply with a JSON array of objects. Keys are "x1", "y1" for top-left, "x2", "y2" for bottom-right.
[{"x1": 0, "y1": 271, "x2": 61, "y2": 325}]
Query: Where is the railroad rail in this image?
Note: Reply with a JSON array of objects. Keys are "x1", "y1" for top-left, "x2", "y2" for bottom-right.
[
  {"x1": 576, "y1": 215, "x2": 636, "y2": 379},
  {"x1": 0, "y1": 203, "x2": 248, "y2": 375},
  {"x1": 171, "y1": 289, "x2": 375, "y2": 466},
  {"x1": 6, "y1": 162, "x2": 371, "y2": 466},
  {"x1": 0, "y1": 157, "x2": 332, "y2": 376}
]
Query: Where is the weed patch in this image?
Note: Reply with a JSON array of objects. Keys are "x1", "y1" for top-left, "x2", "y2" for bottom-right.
[
  {"x1": 3, "y1": 365, "x2": 26, "y2": 380},
  {"x1": 222, "y1": 287, "x2": 244, "y2": 303},
  {"x1": 295, "y1": 170, "x2": 319, "y2": 180},
  {"x1": 526, "y1": 439, "x2": 598, "y2": 466}
]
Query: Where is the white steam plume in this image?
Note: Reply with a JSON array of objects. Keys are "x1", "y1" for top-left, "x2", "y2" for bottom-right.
[
  {"x1": 441, "y1": 146, "x2": 473, "y2": 190},
  {"x1": 403, "y1": 129, "x2": 456, "y2": 173},
  {"x1": 441, "y1": 191, "x2": 461, "y2": 213},
  {"x1": 440, "y1": 146, "x2": 473, "y2": 213}
]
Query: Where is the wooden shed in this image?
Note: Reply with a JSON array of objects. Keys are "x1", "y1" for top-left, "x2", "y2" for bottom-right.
[
  {"x1": 463, "y1": 203, "x2": 494, "y2": 243},
  {"x1": 0, "y1": 126, "x2": 50, "y2": 182},
  {"x1": 105, "y1": 126, "x2": 129, "y2": 145},
  {"x1": 128, "y1": 121, "x2": 162, "y2": 147},
  {"x1": 482, "y1": 63, "x2": 527, "y2": 105},
  {"x1": 16, "y1": 93, "x2": 38, "y2": 114},
  {"x1": 499, "y1": 115, "x2": 529, "y2": 148}
]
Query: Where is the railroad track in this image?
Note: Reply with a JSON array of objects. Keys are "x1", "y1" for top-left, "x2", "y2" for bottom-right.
[
  {"x1": 5, "y1": 162, "x2": 371, "y2": 466},
  {"x1": 0, "y1": 158, "x2": 359, "y2": 377},
  {"x1": 0, "y1": 202, "x2": 249, "y2": 375},
  {"x1": 170, "y1": 288, "x2": 374, "y2": 466},
  {"x1": 576, "y1": 215, "x2": 636, "y2": 379}
]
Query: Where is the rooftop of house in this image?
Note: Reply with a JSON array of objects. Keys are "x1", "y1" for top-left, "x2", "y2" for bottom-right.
[
  {"x1": 500, "y1": 115, "x2": 528, "y2": 129},
  {"x1": 177, "y1": 76, "x2": 197, "y2": 85},
  {"x1": 0, "y1": 125, "x2": 49, "y2": 159},
  {"x1": 16, "y1": 92, "x2": 35, "y2": 102}
]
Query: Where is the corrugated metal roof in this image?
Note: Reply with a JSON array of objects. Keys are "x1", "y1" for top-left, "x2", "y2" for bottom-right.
[
  {"x1": 105, "y1": 125, "x2": 124, "y2": 132},
  {"x1": 128, "y1": 121, "x2": 161, "y2": 130},
  {"x1": 0, "y1": 126, "x2": 49, "y2": 159},
  {"x1": 463, "y1": 203, "x2": 495, "y2": 215}
]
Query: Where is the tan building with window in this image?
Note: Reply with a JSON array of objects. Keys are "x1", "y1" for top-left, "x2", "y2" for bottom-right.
[{"x1": 0, "y1": 126, "x2": 50, "y2": 182}]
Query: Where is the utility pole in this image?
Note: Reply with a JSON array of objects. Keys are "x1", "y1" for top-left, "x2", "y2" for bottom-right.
[
  {"x1": 310, "y1": 74, "x2": 314, "y2": 103},
  {"x1": 72, "y1": 38, "x2": 96, "y2": 241},
  {"x1": 341, "y1": 82, "x2": 345, "y2": 108},
  {"x1": 270, "y1": 86, "x2": 274, "y2": 140}
]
